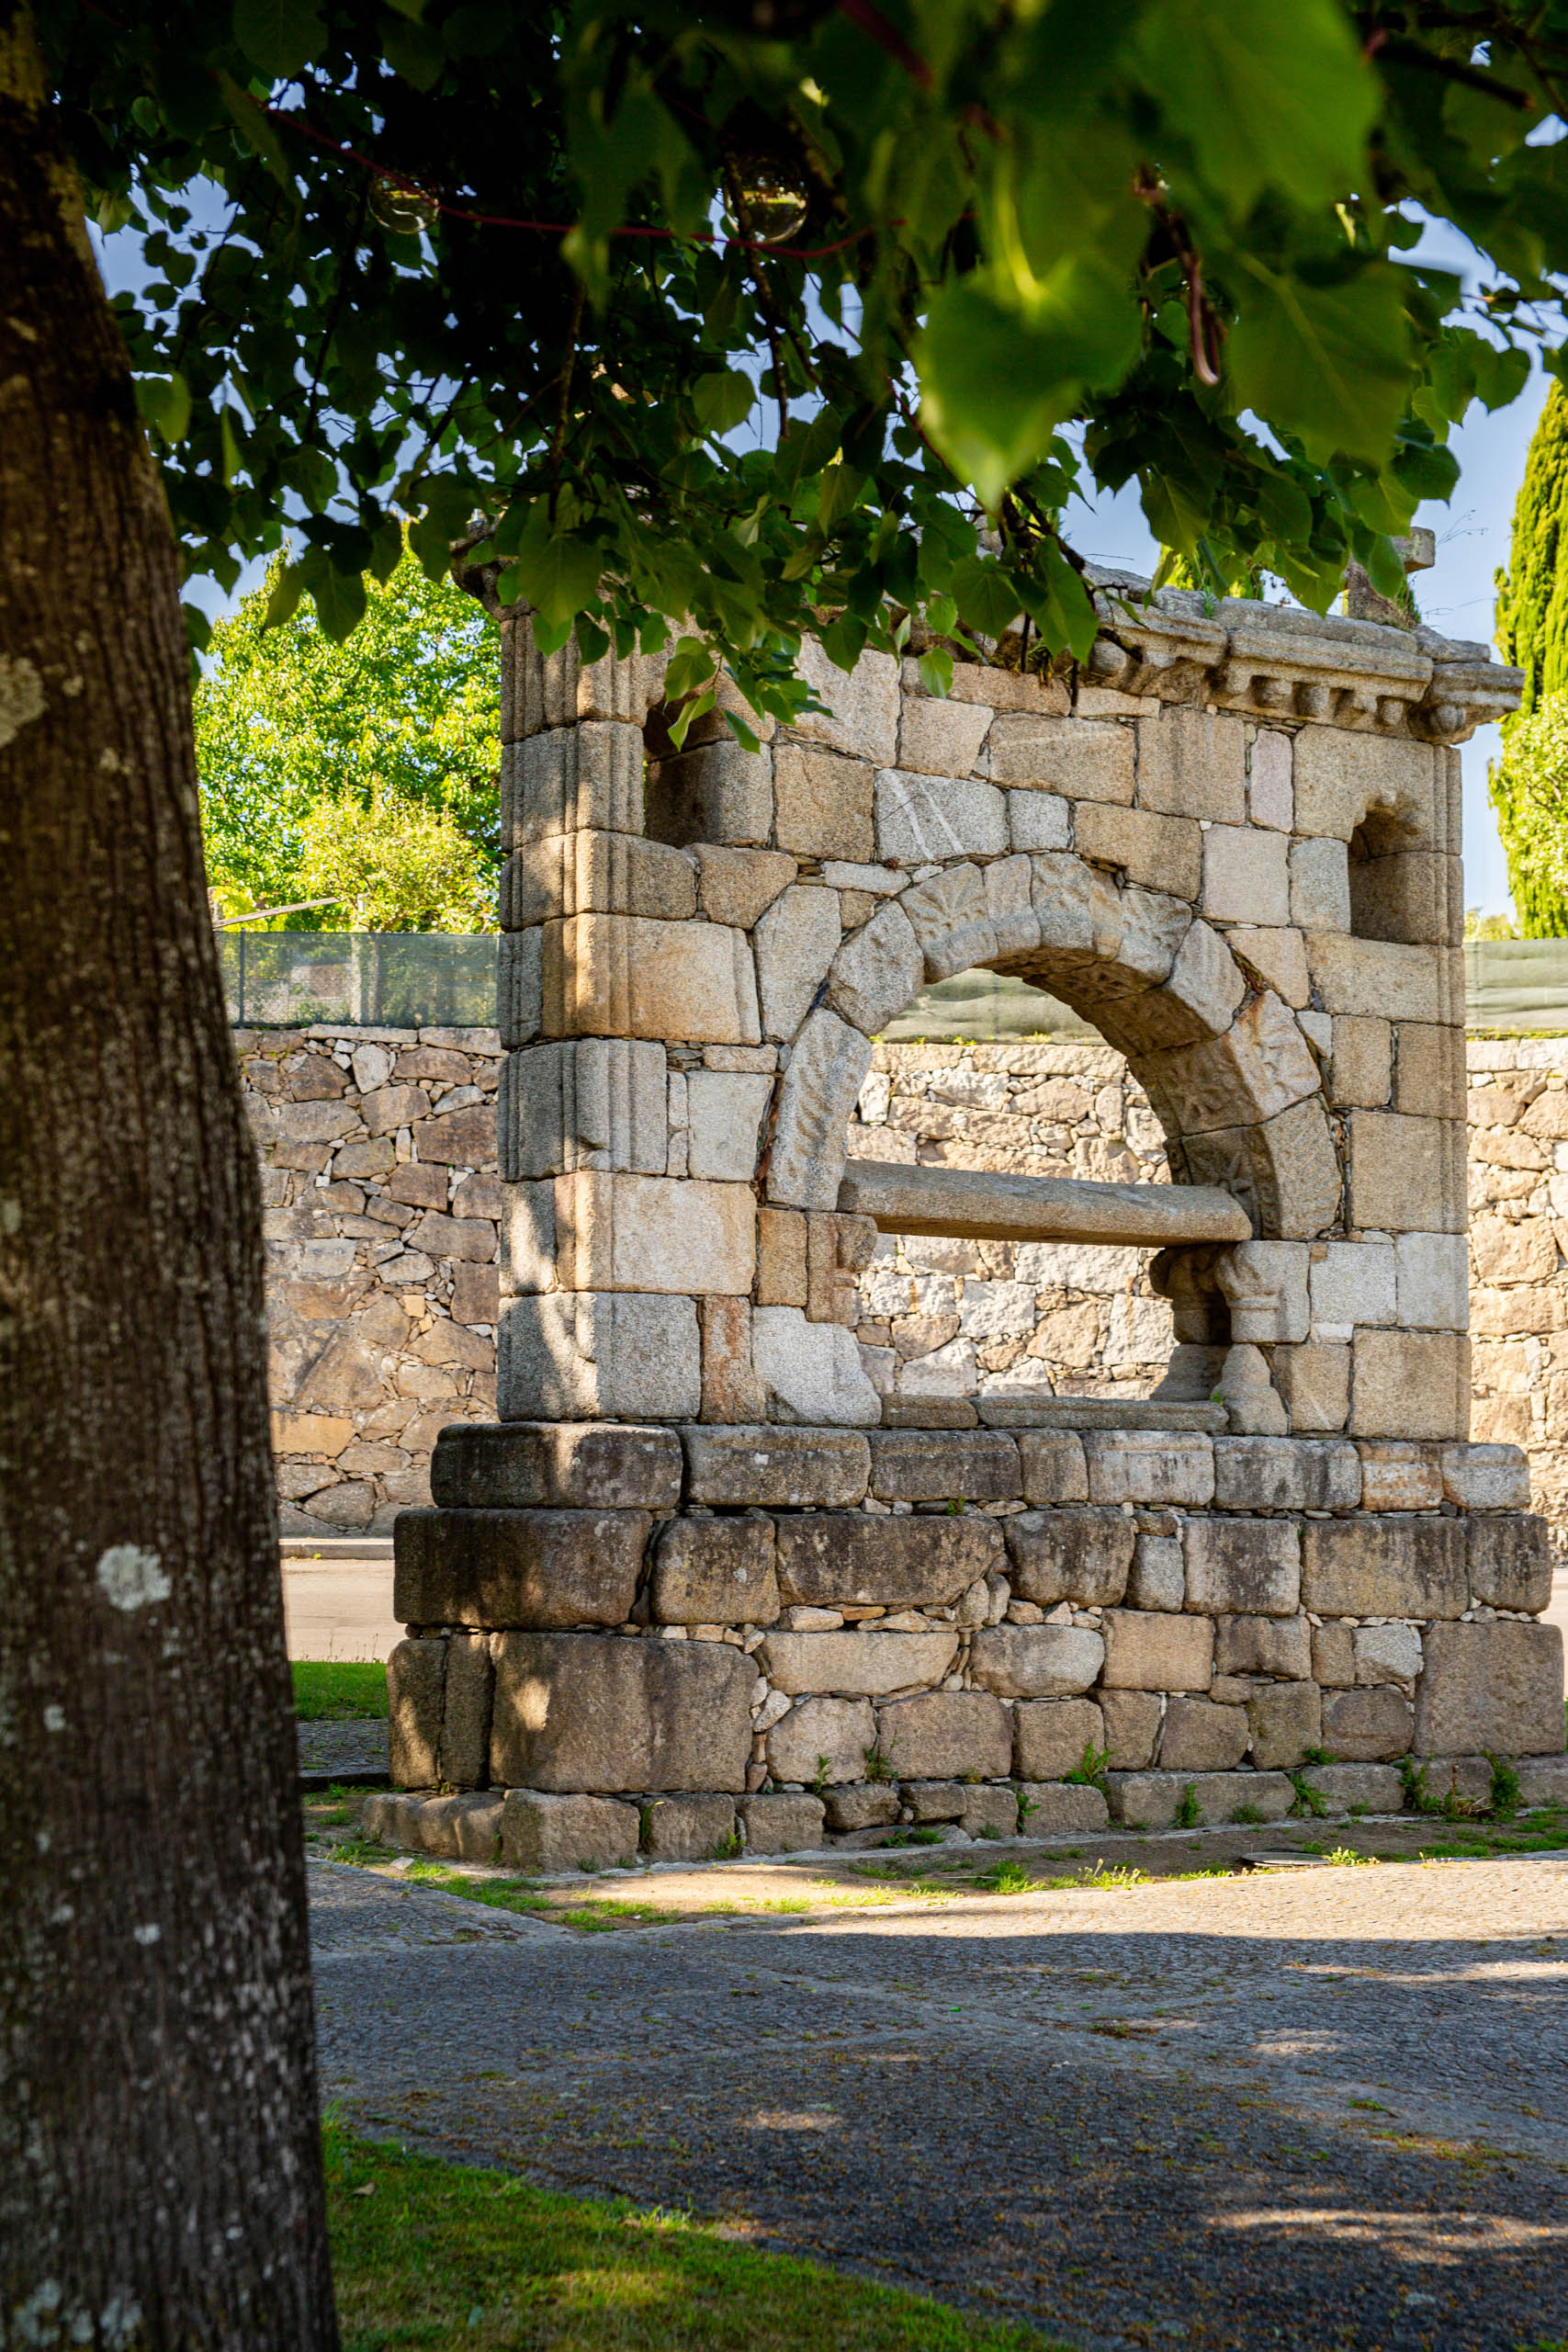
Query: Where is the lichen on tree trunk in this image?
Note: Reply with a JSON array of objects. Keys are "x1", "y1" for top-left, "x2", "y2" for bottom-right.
[{"x1": 0, "y1": 13, "x2": 338, "y2": 2344}]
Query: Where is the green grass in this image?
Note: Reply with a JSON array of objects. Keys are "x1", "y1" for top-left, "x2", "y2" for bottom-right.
[
  {"x1": 295, "y1": 1660, "x2": 388, "y2": 1720},
  {"x1": 325, "y1": 2122, "x2": 1064, "y2": 2349}
]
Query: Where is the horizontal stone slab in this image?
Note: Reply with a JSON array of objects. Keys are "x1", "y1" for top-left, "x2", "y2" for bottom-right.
[
  {"x1": 1005, "y1": 1510, "x2": 1134, "y2": 1607},
  {"x1": 875, "y1": 1690, "x2": 1012, "y2": 1780},
  {"x1": 491, "y1": 1632, "x2": 754, "y2": 1792},
  {"x1": 837, "y1": 1158, "x2": 1251, "y2": 1246},
  {"x1": 431, "y1": 1420, "x2": 682, "y2": 1511},
  {"x1": 970, "y1": 1624, "x2": 1105, "y2": 1699},
  {"x1": 1107, "y1": 1769, "x2": 1294, "y2": 1828},
  {"x1": 978, "y1": 1398, "x2": 1228, "y2": 1434},
  {"x1": 867, "y1": 1428, "x2": 1021, "y2": 1502},
  {"x1": 681, "y1": 1424, "x2": 870, "y2": 1508},
  {"x1": 649, "y1": 1517, "x2": 780, "y2": 1626},
  {"x1": 1298, "y1": 1762, "x2": 1407, "y2": 1815},
  {"x1": 393, "y1": 1507, "x2": 649, "y2": 1628},
  {"x1": 775, "y1": 1512, "x2": 1003, "y2": 1609}
]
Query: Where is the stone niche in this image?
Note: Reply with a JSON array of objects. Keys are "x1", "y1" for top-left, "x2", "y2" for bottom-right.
[{"x1": 373, "y1": 588, "x2": 1566, "y2": 1867}]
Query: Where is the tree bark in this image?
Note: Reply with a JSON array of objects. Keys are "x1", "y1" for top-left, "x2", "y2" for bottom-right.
[{"x1": 0, "y1": 16, "x2": 339, "y2": 2345}]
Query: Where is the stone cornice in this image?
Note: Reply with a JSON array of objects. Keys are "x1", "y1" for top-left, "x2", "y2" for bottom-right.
[{"x1": 1084, "y1": 569, "x2": 1522, "y2": 743}]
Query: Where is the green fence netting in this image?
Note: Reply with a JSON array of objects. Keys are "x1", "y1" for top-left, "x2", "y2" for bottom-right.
[
  {"x1": 221, "y1": 931, "x2": 498, "y2": 1029},
  {"x1": 219, "y1": 931, "x2": 1568, "y2": 1035}
]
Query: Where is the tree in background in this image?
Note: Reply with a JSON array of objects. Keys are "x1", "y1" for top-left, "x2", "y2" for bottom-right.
[
  {"x1": 1495, "y1": 382, "x2": 1568, "y2": 933},
  {"x1": 197, "y1": 550, "x2": 498, "y2": 927}
]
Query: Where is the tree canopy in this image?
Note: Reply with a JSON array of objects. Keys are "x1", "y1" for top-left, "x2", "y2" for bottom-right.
[
  {"x1": 197, "y1": 548, "x2": 499, "y2": 926},
  {"x1": 1494, "y1": 380, "x2": 1568, "y2": 933},
  {"x1": 45, "y1": 0, "x2": 1568, "y2": 738}
]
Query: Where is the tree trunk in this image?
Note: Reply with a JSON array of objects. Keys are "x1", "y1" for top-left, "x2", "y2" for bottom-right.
[{"x1": 0, "y1": 18, "x2": 339, "y2": 2345}]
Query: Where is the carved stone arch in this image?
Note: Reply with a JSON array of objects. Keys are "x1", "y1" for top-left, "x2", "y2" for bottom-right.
[{"x1": 766, "y1": 850, "x2": 1340, "y2": 1244}]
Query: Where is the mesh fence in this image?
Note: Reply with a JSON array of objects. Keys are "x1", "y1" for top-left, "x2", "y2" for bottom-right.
[
  {"x1": 219, "y1": 930, "x2": 1568, "y2": 1035},
  {"x1": 221, "y1": 931, "x2": 498, "y2": 1030}
]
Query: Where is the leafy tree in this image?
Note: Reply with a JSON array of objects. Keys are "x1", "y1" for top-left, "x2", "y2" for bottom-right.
[
  {"x1": 12, "y1": 4, "x2": 1568, "y2": 2344},
  {"x1": 196, "y1": 550, "x2": 499, "y2": 926},
  {"x1": 1494, "y1": 382, "x2": 1568, "y2": 932}
]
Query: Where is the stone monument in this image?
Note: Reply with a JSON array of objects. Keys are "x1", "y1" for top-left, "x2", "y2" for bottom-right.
[{"x1": 367, "y1": 580, "x2": 1568, "y2": 1870}]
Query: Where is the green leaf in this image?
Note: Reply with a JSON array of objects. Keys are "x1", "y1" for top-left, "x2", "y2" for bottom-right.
[
  {"x1": 1021, "y1": 540, "x2": 1097, "y2": 663},
  {"x1": 818, "y1": 613, "x2": 867, "y2": 671},
  {"x1": 231, "y1": 0, "x2": 326, "y2": 80},
  {"x1": 722, "y1": 707, "x2": 761, "y2": 755},
  {"x1": 1227, "y1": 263, "x2": 1413, "y2": 466},
  {"x1": 668, "y1": 687, "x2": 716, "y2": 750},
  {"x1": 219, "y1": 408, "x2": 243, "y2": 485},
  {"x1": 510, "y1": 506, "x2": 604, "y2": 628},
  {"x1": 693, "y1": 371, "x2": 755, "y2": 434},
  {"x1": 1134, "y1": 0, "x2": 1375, "y2": 214},
  {"x1": 136, "y1": 372, "x2": 191, "y2": 443},
  {"x1": 919, "y1": 276, "x2": 1141, "y2": 509},
  {"x1": 298, "y1": 550, "x2": 367, "y2": 641},
  {"x1": 918, "y1": 647, "x2": 953, "y2": 699},
  {"x1": 382, "y1": 15, "x2": 446, "y2": 91},
  {"x1": 949, "y1": 554, "x2": 1021, "y2": 638},
  {"x1": 1470, "y1": 339, "x2": 1531, "y2": 413},
  {"x1": 214, "y1": 68, "x2": 295, "y2": 189},
  {"x1": 262, "y1": 560, "x2": 305, "y2": 631}
]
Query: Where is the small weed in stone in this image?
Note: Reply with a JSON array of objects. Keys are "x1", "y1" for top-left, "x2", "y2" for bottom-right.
[
  {"x1": 886, "y1": 1826, "x2": 944, "y2": 1847},
  {"x1": 1348, "y1": 2099, "x2": 1390, "y2": 2112},
  {"x1": 811, "y1": 1756, "x2": 831, "y2": 1800},
  {"x1": 1231, "y1": 1804, "x2": 1264, "y2": 1826},
  {"x1": 975, "y1": 1860, "x2": 1043, "y2": 1895},
  {"x1": 1064, "y1": 1743, "x2": 1111, "y2": 1792},
  {"x1": 863, "y1": 1745, "x2": 895, "y2": 1783},
  {"x1": 1289, "y1": 1771, "x2": 1330, "y2": 1819},
  {"x1": 1302, "y1": 1746, "x2": 1334, "y2": 1767},
  {"x1": 1174, "y1": 1783, "x2": 1202, "y2": 1830},
  {"x1": 1323, "y1": 1847, "x2": 1378, "y2": 1867},
  {"x1": 1488, "y1": 1752, "x2": 1522, "y2": 1818}
]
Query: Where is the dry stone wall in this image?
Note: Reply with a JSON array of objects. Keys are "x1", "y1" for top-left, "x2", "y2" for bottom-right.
[{"x1": 244, "y1": 1024, "x2": 502, "y2": 1533}]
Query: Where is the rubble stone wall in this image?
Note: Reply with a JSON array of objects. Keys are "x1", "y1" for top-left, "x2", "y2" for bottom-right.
[{"x1": 244, "y1": 1023, "x2": 502, "y2": 1535}]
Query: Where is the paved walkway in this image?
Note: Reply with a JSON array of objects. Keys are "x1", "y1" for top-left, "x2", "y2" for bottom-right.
[
  {"x1": 312, "y1": 1852, "x2": 1568, "y2": 2351},
  {"x1": 283, "y1": 1546, "x2": 398, "y2": 1662}
]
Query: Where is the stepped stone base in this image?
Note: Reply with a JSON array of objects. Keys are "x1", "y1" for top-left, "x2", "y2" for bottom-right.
[{"x1": 382, "y1": 1420, "x2": 1566, "y2": 1870}]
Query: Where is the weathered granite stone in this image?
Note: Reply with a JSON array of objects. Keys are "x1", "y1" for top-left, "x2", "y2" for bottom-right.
[
  {"x1": 1320, "y1": 1684, "x2": 1414, "y2": 1761},
  {"x1": 1354, "y1": 1623, "x2": 1423, "y2": 1695},
  {"x1": 641, "y1": 1793, "x2": 738, "y2": 1861},
  {"x1": 752, "y1": 1306, "x2": 883, "y2": 1425},
  {"x1": 1311, "y1": 1622, "x2": 1357, "y2": 1687},
  {"x1": 740, "y1": 1791, "x2": 828, "y2": 1851},
  {"x1": 766, "y1": 1008, "x2": 872, "y2": 1210},
  {"x1": 1106, "y1": 1771, "x2": 1189, "y2": 1828},
  {"x1": 439, "y1": 1632, "x2": 494, "y2": 1787},
  {"x1": 1300, "y1": 1516, "x2": 1467, "y2": 1620},
  {"x1": 499, "y1": 1290, "x2": 702, "y2": 1421},
  {"x1": 758, "y1": 1628, "x2": 959, "y2": 1696},
  {"x1": 901, "y1": 1779, "x2": 969, "y2": 1821},
  {"x1": 1517, "y1": 1755, "x2": 1568, "y2": 1807},
  {"x1": 875, "y1": 1690, "x2": 1013, "y2": 1780},
  {"x1": 388, "y1": 1635, "x2": 444, "y2": 1787},
  {"x1": 1467, "y1": 1515, "x2": 1552, "y2": 1613},
  {"x1": 828, "y1": 901, "x2": 924, "y2": 1034},
  {"x1": 1006, "y1": 1509, "x2": 1134, "y2": 1607},
  {"x1": 824, "y1": 1782, "x2": 901, "y2": 1831},
  {"x1": 1299, "y1": 1762, "x2": 1406, "y2": 1815},
  {"x1": 650, "y1": 1517, "x2": 780, "y2": 1626},
  {"x1": 1082, "y1": 1429, "x2": 1214, "y2": 1506},
  {"x1": 682, "y1": 1424, "x2": 870, "y2": 1507},
  {"x1": 1013, "y1": 1696, "x2": 1107, "y2": 1780},
  {"x1": 775, "y1": 1512, "x2": 1003, "y2": 1608},
  {"x1": 1356, "y1": 1442, "x2": 1443, "y2": 1512},
  {"x1": 1247, "y1": 1679, "x2": 1322, "y2": 1770},
  {"x1": 970, "y1": 1624, "x2": 1105, "y2": 1699},
  {"x1": 959, "y1": 1785, "x2": 1020, "y2": 1838},
  {"x1": 1190, "y1": 1770, "x2": 1295, "y2": 1825},
  {"x1": 393, "y1": 1508, "x2": 649, "y2": 1629},
  {"x1": 867, "y1": 1429, "x2": 1021, "y2": 1502},
  {"x1": 1101, "y1": 1610, "x2": 1214, "y2": 1691},
  {"x1": 431, "y1": 1420, "x2": 682, "y2": 1510},
  {"x1": 1100, "y1": 1688, "x2": 1162, "y2": 1770},
  {"x1": 1017, "y1": 1781, "x2": 1111, "y2": 1832},
  {"x1": 1213, "y1": 1613, "x2": 1312, "y2": 1680},
  {"x1": 1127, "y1": 1527, "x2": 1185, "y2": 1611},
  {"x1": 1414, "y1": 1622, "x2": 1565, "y2": 1756},
  {"x1": 1016, "y1": 1430, "x2": 1091, "y2": 1504},
  {"x1": 499, "y1": 1790, "x2": 641, "y2": 1871},
  {"x1": 1158, "y1": 1696, "x2": 1250, "y2": 1772},
  {"x1": 491, "y1": 1634, "x2": 754, "y2": 1790},
  {"x1": 1440, "y1": 1442, "x2": 1531, "y2": 1511},
  {"x1": 1211, "y1": 1437, "x2": 1359, "y2": 1512},
  {"x1": 1182, "y1": 1519, "x2": 1301, "y2": 1617},
  {"x1": 765, "y1": 1694, "x2": 875, "y2": 1785}
]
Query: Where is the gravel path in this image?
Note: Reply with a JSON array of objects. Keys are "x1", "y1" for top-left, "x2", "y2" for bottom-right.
[{"x1": 313, "y1": 1855, "x2": 1568, "y2": 2350}]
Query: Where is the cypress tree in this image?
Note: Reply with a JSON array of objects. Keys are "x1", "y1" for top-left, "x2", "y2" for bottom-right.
[{"x1": 1493, "y1": 380, "x2": 1568, "y2": 933}]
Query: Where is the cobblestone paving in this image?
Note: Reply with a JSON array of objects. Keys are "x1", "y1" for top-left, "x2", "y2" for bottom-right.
[
  {"x1": 297, "y1": 1719, "x2": 389, "y2": 1778},
  {"x1": 312, "y1": 1856, "x2": 1568, "y2": 2351}
]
